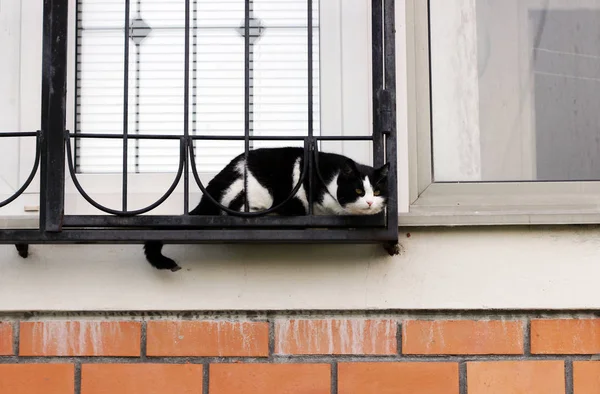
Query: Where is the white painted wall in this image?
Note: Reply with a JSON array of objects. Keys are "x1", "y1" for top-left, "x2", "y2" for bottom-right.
[
  {"x1": 1, "y1": 1, "x2": 598, "y2": 312},
  {"x1": 1, "y1": 226, "x2": 600, "y2": 311}
]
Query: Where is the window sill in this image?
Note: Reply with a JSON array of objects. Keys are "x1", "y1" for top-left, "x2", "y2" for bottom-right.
[{"x1": 401, "y1": 205, "x2": 600, "y2": 226}]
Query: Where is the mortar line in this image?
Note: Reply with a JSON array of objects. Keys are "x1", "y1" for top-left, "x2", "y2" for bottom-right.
[
  {"x1": 140, "y1": 320, "x2": 148, "y2": 360},
  {"x1": 0, "y1": 354, "x2": 591, "y2": 365},
  {"x1": 331, "y1": 361, "x2": 338, "y2": 394},
  {"x1": 396, "y1": 320, "x2": 402, "y2": 355},
  {"x1": 524, "y1": 319, "x2": 532, "y2": 356},
  {"x1": 12, "y1": 320, "x2": 19, "y2": 357},
  {"x1": 10, "y1": 309, "x2": 600, "y2": 321},
  {"x1": 203, "y1": 363, "x2": 210, "y2": 394},
  {"x1": 268, "y1": 319, "x2": 275, "y2": 360},
  {"x1": 75, "y1": 362, "x2": 82, "y2": 394},
  {"x1": 459, "y1": 361, "x2": 467, "y2": 394},
  {"x1": 565, "y1": 359, "x2": 573, "y2": 394}
]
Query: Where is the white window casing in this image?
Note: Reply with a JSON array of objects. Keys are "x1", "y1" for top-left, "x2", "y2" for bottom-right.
[
  {"x1": 0, "y1": 0, "x2": 373, "y2": 217},
  {"x1": 402, "y1": 0, "x2": 600, "y2": 226}
]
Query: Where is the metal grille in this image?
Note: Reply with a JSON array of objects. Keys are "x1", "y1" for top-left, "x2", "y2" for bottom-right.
[
  {"x1": 75, "y1": 0, "x2": 320, "y2": 174},
  {"x1": 0, "y1": 0, "x2": 398, "y2": 247}
]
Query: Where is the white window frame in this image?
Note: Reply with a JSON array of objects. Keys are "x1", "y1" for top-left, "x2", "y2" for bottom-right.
[
  {"x1": 2, "y1": 0, "x2": 374, "y2": 217},
  {"x1": 401, "y1": 0, "x2": 600, "y2": 226}
]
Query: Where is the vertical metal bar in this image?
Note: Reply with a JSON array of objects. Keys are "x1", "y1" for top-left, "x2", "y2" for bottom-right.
[
  {"x1": 307, "y1": 0, "x2": 314, "y2": 215},
  {"x1": 191, "y1": 0, "x2": 198, "y2": 209},
  {"x1": 135, "y1": 0, "x2": 141, "y2": 173},
  {"x1": 183, "y1": 0, "x2": 191, "y2": 214},
  {"x1": 371, "y1": 0, "x2": 384, "y2": 169},
  {"x1": 40, "y1": 0, "x2": 69, "y2": 232},
  {"x1": 243, "y1": 0, "x2": 250, "y2": 213},
  {"x1": 135, "y1": 44, "x2": 141, "y2": 173},
  {"x1": 383, "y1": 0, "x2": 398, "y2": 235},
  {"x1": 73, "y1": 0, "x2": 80, "y2": 172},
  {"x1": 122, "y1": 0, "x2": 131, "y2": 211}
]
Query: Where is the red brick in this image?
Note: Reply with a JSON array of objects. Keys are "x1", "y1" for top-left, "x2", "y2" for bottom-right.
[
  {"x1": 467, "y1": 361, "x2": 565, "y2": 394},
  {"x1": 531, "y1": 319, "x2": 600, "y2": 354},
  {"x1": 574, "y1": 361, "x2": 600, "y2": 393},
  {"x1": 274, "y1": 319, "x2": 397, "y2": 355},
  {"x1": 402, "y1": 320, "x2": 524, "y2": 355},
  {"x1": 338, "y1": 362, "x2": 458, "y2": 394},
  {"x1": 0, "y1": 322, "x2": 13, "y2": 355},
  {"x1": 0, "y1": 364, "x2": 75, "y2": 394},
  {"x1": 20, "y1": 321, "x2": 141, "y2": 357},
  {"x1": 210, "y1": 363, "x2": 330, "y2": 394},
  {"x1": 147, "y1": 320, "x2": 269, "y2": 357},
  {"x1": 81, "y1": 364, "x2": 202, "y2": 394}
]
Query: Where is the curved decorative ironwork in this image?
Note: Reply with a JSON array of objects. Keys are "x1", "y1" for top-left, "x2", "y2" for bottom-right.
[
  {"x1": 189, "y1": 138, "x2": 310, "y2": 217},
  {"x1": 65, "y1": 134, "x2": 186, "y2": 216},
  {"x1": 0, "y1": 131, "x2": 42, "y2": 208}
]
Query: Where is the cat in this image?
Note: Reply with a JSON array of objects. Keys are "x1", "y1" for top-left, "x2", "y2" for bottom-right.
[{"x1": 144, "y1": 147, "x2": 389, "y2": 271}]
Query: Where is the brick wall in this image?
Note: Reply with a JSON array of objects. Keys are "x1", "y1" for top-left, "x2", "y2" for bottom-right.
[{"x1": 0, "y1": 313, "x2": 599, "y2": 393}]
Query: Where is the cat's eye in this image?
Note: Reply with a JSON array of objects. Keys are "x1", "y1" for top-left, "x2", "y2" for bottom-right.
[
  {"x1": 355, "y1": 188, "x2": 364, "y2": 195},
  {"x1": 373, "y1": 190, "x2": 381, "y2": 196}
]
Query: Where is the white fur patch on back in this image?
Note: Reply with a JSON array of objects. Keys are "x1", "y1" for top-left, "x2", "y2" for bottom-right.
[
  {"x1": 292, "y1": 158, "x2": 309, "y2": 212},
  {"x1": 219, "y1": 160, "x2": 274, "y2": 212}
]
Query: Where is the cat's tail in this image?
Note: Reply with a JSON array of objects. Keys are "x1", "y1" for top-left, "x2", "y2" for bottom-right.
[
  {"x1": 143, "y1": 193, "x2": 219, "y2": 272},
  {"x1": 143, "y1": 241, "x2": 181, "y2": 272}
]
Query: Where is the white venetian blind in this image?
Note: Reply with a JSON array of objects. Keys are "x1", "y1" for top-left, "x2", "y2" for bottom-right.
[{"x1": 76, "y1": 0, "x2": 320, "y2": 173}]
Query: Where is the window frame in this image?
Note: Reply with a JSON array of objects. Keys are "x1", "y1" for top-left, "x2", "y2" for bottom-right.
[
  {"x1": 61, "y1": 0, "x2": 374, "y2": 215},
  {"x1": 401, "y1": 0, "x2": 600, "y2": 226},
  {"x1": 3, "y1": 0, "x2": 375, "y2": 217}
]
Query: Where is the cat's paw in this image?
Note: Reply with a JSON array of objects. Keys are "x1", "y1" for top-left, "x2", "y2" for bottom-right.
[
  {"x1": 15, "y1": 244, "x2": 29, "y2": 258},
  {"x1": 148, "y1": 255, "x2": 181, "y2": 272}
]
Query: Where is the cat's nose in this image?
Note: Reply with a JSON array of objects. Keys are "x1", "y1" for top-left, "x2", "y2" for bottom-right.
[{"x1": 366, "y1": 201, "x2": 373, "y2": 207}]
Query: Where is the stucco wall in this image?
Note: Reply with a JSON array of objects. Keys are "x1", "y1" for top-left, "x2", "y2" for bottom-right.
[{"x1": 1, "y1": 226, "x2": 599, "y2": 311}]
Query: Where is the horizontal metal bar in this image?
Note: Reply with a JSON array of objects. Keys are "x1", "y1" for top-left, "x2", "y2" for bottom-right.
[
  {"x1": 62, "y1": 214, "x2": 386, "y2": 228},
  {"x1": 0, "y1": 229, "x2": 397, "y2": 244},
  {"x1": 0, "y1": 132, "x2": 39, "y2": 138},
  {"x1": 69, "y1": 133, "x2": 374, "y2": 141}
]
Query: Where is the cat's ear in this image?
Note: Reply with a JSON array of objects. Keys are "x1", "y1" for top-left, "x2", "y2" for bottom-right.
[
  {"x1": 374, "y1": 162, "x2": 390, "y2": 182},
  {"x1": 341, "y1": 159, "x2": 359, "y2": 177}
]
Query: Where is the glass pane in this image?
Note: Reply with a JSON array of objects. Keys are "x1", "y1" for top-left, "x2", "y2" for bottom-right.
[
  {"x1": 76, "y1": 0, "x2": 320, "y2": 173},
  {"x1": 430, "y1": 0, "x2": 600, "y2": 182}
]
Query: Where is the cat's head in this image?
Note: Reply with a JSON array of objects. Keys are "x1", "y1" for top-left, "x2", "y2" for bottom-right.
[{"x1": 336, "y1": 160, "x2": 390, "y2": 215}]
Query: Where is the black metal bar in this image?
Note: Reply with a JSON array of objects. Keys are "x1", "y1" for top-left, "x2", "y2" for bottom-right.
[
  {"x1": 40, "y1": 0, "x2": 68, "y2": 232},
  {"x1": 183, "y1": 0, "x2": 191, "y2": 214},
  {"x1": 122, "y1": 0, "x2": 131, "y2": 211},
  {"x1": 62, "y1": 214, "x2": 385, "y2": 228},
  {"x1": 65, "y1": 136, "x2": 186, "y2": 216},
  {"x1": 243, "y1": 0, "x2": 251, "y2": 213},
  {"x1": 73, "y1": 0, "x2": 80, "y2": 172},
  {"x1": 0, "y1": 132, "x2": 42, "y2": 208},
  {"x1": 383, "y1": 0, "x2": 398, "y2": 239},
  {"x1": 371, "y1": 0, "x2": 385, "y2": 169},
  {"x1": 0, "y1": 132, "x2": 39, "y2": 137},
  {"x1": 307, "y1": 0, "x2": 314, "y2": 215},
  {"x1": 0, "y1": 229, "x2": 394, "y2": 244},
  {"x1": 69, "y1": 133, "x2": 374, "y2": 141}
]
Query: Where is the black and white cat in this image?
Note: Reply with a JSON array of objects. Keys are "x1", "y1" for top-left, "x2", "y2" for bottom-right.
[{"x1": 145, "y1": 147, "x2": 389, "y2": 271}]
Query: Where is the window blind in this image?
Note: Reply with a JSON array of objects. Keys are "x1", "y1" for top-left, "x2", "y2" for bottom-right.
[{"x1": 76, "y1": 0, "x2": 320, "y2": 173}]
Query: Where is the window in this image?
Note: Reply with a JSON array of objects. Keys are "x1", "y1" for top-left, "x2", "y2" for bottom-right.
[
  {"x1": 76, "y1": 0, "x2": 320, "y2": 174},
  {"x1": 0, "y1": 0, "x2": 376, "y2": 217},
  {"x1": 0, "y1": 0, "x2": 398, "y2": 246},
  {"x1": 405, "y1": 0, "x2": 600, "y2": 225}
]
